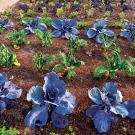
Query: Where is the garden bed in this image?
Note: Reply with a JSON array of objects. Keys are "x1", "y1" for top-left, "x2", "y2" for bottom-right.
[{"x1": 0, "y1": 0, "x2": 135, "y2": 135}]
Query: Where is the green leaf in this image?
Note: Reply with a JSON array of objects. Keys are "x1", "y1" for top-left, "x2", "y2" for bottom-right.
[
  {"x1": 53, "y1": 64, "x2": 64, "y2": 71},
  {"x1": 35, "y1": 30, "x2": 44, "y2": 40},
  {"x1": 112, "y1": 21, "x2": 123, "y2": 28},
  {"x1": 0, "y1": 28, "x2": 4, "y2": 34},
  {"x1": 0, "y1": 126, "x2": 18, "y2": 135},
  {"x1": 129, "y1": 57, "x2": 135, "y2": 63},
  {"x1": 93, "y1": 66, "x2": 108, "y2": 78},
  {"x1": 109, "y1": 71, "x2": 116, "y2": 79},
  {"x1": 33, "y1": 51, "x2": 47, "y2": 71},
  {"x1": 7, "y1": 30, "x2": 27, "y2": 46},
  {"x1": 21, "y1": 17, "x2": 32, "y2": 25},
  {"x1": 59, "y1": 51, "x2": 67, "y2": 64},
  {"x1": 39, "y1": 17, "x2": 53, "y2": 26},
  {"x1": 47, "y1": 55, "x2": 55, "y2": 63},
  {"x1": 0, "y1": 44, "x2": 19, "y2": 67},
  {"x1": 67, "y1": 69, "x2": 76, "y2": 79}
]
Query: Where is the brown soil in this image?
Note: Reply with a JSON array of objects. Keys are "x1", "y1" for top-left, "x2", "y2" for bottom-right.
[{"x1": 0, "y1": 1, "x2": 135, "y2": 135}]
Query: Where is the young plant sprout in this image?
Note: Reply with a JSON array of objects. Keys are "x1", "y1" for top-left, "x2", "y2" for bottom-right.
[{"x1": 0, "y1": 44, "x2": 20, "y2": 67}]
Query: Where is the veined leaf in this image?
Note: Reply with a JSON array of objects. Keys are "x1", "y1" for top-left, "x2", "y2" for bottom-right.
[
  {"x1": 67, "y1": 69, "x2": 76, "y2": 79},
  {"x1": 93, "y1": 66, "x2": 108, "y2": 78},
  {"x1": 47, "y1": 55, "x2": 55, "y2": 64},
  {"x1": 53, "y1": 64, "x2": 64, "y2": 71}
]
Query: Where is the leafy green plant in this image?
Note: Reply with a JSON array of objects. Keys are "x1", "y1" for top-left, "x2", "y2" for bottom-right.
[
  {"x1": 87, "y1": 8, "x2": 95, "y2": 17},
  {"x1": 48, "y1": 2, "x2": 55, "y2": 6},
  {"x1": 56, "y1": 8, "x2": 64, "y2": 17},
  {"x1": 101, "y1": 0, "x2": 106, "y2": 6},
  {"x1": 112, "y1": 21, "x2": 123, "y2": 28},
  {"x1": 128, "y1": 57, "x2": 135, "y2": 68},
  {"x1": 27, "y1": 9, "x2": 37, "y2": 17},
  {"x1": 129, "y1": 57, "x2": 135, "y2": 64},
  {"x1": 93, "y1": 51, "x2": 135, "y2": 78},
  {"x1": 132, "y1": 32, "x2": 135, "y2": 48},
  {"x1": 53, "y1": 37, "x2": 83, "y2": 79},
  {"x1": 65, "y1": 126, "x2": 75, "y2": 135},
  {"x1": 69, "y1": 36, "x2": 87, "y2": 50},
  {"x1": 118, "y1": 12, "x2": 126, "y2": 20},
  {"x1": 104, "y1": 11, "x2": 111, "y2": 18},
  {"x1": 34, "y1": 51, "x2": 55, "y2": 71},
  {"x1": 99, "y1": 34, "x2": 120, "y2": 52},
  {"x1": 42, "y1": 7, "x2": 49, "y2": 17},
  {"x1": 21, "y1": 17, "x2": 52, "y2": 27},
  {"x1": 49, "y1": 133, "x2": 58, "y2": 135},
  {"x1": 20, "y1": 17, "x2": 32, "y2": 25},
  {"x1": 0, "y1": 27, "x2": 4, "y2": 34},
  {"x1": 0, "y1": 44, "x2": 20, "y2": 67},
  {"x1": 0, "y1": 127, "x2": 19, "y2": 135},
  {"x1": 75, "y1": 37, "x2": 88, "y2": 50},
  {"x1": 15, "y1": 10, "x2": 25, "y2": 19},
  {"x1": 35, "y1": 30, "x2": 52, "y2": 47},
  {"x1": 7, "y1": 30, "x2": 28, "y2": 48},
  {"x1": 3, "y1": 9, "x2": 13, "y2": 17},
  {"x1": 77, "y1": 21, "x2": 88, "y2": 29},
  {"x1": 49, "y1": 126, "x2": 75, "y2": 135},
  {"x1": 69, "y1": 11, "x2": 78, "y2": 18},
  {"x1": 65, "y1": 2, "x2": 71, "y2": 9},
  {"x1": 39, "y1": 17, "x2": 53, "y2": 26}
]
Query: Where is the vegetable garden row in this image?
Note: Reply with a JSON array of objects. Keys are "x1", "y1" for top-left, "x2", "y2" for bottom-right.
[{"x1": 0, "y1": 0, "x2": 135, "y2": 135}]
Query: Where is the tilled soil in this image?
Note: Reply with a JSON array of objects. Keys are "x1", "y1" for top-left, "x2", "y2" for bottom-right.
[{"x1": 0, "y1": 1, "x2": 135, "y2": 135}]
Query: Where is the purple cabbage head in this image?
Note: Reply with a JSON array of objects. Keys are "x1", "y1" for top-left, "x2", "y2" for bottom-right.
[
  {"x1": 25, "y1": 72, "x2": 76, "y2": 129},
  {"x1": 0, "y1": 73, "x2": 22, "y2": 112},
  {"x1": 23, "y1": 17, "x2": 47, "y2": 35},
  {"x1": 85, "y1": 82, "x2": 135, "y2": 133},
  {"x1": 52, "y1": 19, "x2": 79, "y2": 39},
  {"x1": 0, "y1": 19, "x2": 12, "y2": 30},
  {"x1": 19, "y1": 3, "x2": 28, "y2": 11},
  {"x1": 120, "y1": 22, "x2": 135, "y2": 41},
  {"x1": 87, "y1": 19, "x2": 114, "y2": 43}
]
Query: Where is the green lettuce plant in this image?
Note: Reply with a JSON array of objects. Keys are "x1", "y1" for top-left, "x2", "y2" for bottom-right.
[{"x1": 0, "y1": 44, "x2": 20, "y2": 67}]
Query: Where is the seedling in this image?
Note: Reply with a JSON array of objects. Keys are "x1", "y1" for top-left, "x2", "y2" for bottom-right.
[
  {"x1": 34, "y1": 51, "x2": 55, "y2": 71},
  {"x1": 7, "y1": 30, "x2": 28, "y2": 48},
  {"x1": 0, "y1": 127, "x2": 19, "y2": 135},
  {"x1": 132, "y1": 32, "x2": 135, "y2": 48},
  {"x1": 0, "y1": 44, "x2": 20, "y2": 67},
  {"x1": 39, "y1": 17, "x2": 53, "y2": 26},
  {"x1": 0, "y1": 28, "x2": 4, "y2": 34},
  {"x1": 112, "y1": 21, "x2": 123, "y2": 28},
  {"x1": 69, "y1": 11, "x2": 79, "y2": 18},
  {"x1": 56, "y1": 8, "x2": 64, "y2": 17},
  {"x1": 53, "y1": 37, "x2": 83, "y2": 79},
  {"x1": 99, "y1": 34, "x2": 120, "y2": 52},
  {"x1": 93, "y1": 50, "x2": 135, "y2": 78},
  {"x1": 35, "y1": 30, "x2": 52, "y2": 47},
  {"x1": 77, "y1": 21, "x2": 88, "y2": 29}
]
